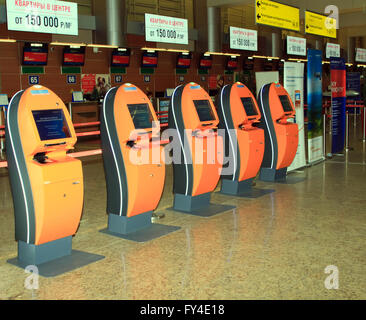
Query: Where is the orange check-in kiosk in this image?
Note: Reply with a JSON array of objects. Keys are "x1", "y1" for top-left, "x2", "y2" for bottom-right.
[
  {"x1": 168, "y1": 83, "x2": 235, "y2": 216},
  {"x1": 100, "y1": 83, "x2": 179, "y2": 241},
  {"x1": 257, "y1": 83, "x2": 299, "y2": 182},
  {"x1": 217, "y1": 82, "x2": 267, "y2": 196},
  {"x1": 5, "y1": 85, "x2": 103, "y2": 276}
]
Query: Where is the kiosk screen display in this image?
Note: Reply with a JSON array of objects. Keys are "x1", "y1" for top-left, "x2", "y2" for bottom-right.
[
  {"x1": 32, "y1": 109, "x2": 71, "y2": 141},
  {"x1": 279, "y1": 95, "x2": 293, "y2": 112},
  {"x1": 240, "y1": 97, "x2": 258, "y2": 116},
  {"x1": 193, "y1": 100, "x2": 215, "y2": 122},
  {"x1": 128, "y1": 103, "x2": 153, "y2": 129}
]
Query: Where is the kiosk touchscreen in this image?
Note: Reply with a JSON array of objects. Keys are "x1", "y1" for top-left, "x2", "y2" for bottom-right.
[
  {"x1": 100, "y1": 83, "x2": 179, "y2": 242},
  {"x1": 168, "y1": 83, "x2": 235, "y2": 216},
  {"x1": 5, "y1": 85, "x2": 103, "y2": 277},
  {"x1": 257, "y1": 83, "x2": 299, "y2": 182},
  {"x1": 217, "y1": 82, "x2": 268, "y2": 197}
]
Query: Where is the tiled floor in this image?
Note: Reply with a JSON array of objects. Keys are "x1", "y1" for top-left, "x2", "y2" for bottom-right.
[{"x1": 0, "y1": 121, "x2": 365, "y2": 300}]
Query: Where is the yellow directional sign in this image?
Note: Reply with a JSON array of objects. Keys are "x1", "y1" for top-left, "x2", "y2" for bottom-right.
[
  {"x1": 255, "y1": 0, "x2": 300, "y2": 32},
  {"x1": 305, "y1": 11, "x2": 337, "y2": 38}
]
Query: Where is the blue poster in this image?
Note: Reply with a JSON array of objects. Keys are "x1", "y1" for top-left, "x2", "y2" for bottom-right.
[
  {"x1": 330, "y1": 58, "x2": 346, "y2": 154},
  {"x1": 307, "y1": 49, "x2": 323, "y2": 163},
  {"x1": 346, "y1": 72, "x2": 361, "y2": 114}
]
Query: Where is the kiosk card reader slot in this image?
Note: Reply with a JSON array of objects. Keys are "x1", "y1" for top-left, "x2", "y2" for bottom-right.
[
  {"x1": 217, "y1": 82, "x2": 272, "y2": 197},
  {"x1": 5, "y1": 85, "x2": 103, "y2": 277},
  {"x1": 100, "y1": 83, "x2": 179, "y2": 242},
  {"x1": 168, "y1": 83, "x2": 235, "y2": 217},
  {"x1": 258, "y1": 83, "x2": 299, "y2": 182}
]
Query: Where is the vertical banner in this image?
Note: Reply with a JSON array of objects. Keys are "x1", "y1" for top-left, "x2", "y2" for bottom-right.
[
  {"x1": 284, "y1": 62, "x2": 306, "y2": 171},
  {"x1": 330, "y1": 58, "x2": 346, "y2": 154},
  {"x1": 307, "y1": 49, "x2": 324, "y2": 163},
  {"x1": 346, "y1": 72, "x2": 361, "y2": 114}
]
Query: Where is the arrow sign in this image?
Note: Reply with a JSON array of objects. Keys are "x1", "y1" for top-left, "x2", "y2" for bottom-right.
[{"x1": 255, "y1": 0, "x2": 300, "y2": 32}]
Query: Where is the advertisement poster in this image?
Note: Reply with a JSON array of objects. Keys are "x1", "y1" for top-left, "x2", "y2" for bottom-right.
[
  {"x1": 330, "y1": 58, "x2": 346, "y2": 154},
  {"x1": 6, "y1": 0, "x2": 78, "y2": 35},
  {"x1": 81, "y1": 74, "x2": 111, "y2": 96},
  {"x1": 255, "y1": 71, "x2": 279, "y2": 97},
  {"x1": 284, "y1": 62, "x2": 306, "y2": 171},
  {"x1": 346, "y1": 72, "x2": 361, "y2": 114},
  {"x1": 307, "y1": 49, "x2": 324, "y2": 163}
]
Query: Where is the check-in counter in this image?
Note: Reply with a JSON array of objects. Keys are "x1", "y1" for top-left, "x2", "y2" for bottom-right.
[{"x1": 68, "y1": 101, "x2": 101, "y2": 133}]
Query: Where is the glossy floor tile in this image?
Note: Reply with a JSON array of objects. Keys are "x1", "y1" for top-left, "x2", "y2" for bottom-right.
[{"x1": 0, "y1": 123, "x2": 365, "y2": 300}]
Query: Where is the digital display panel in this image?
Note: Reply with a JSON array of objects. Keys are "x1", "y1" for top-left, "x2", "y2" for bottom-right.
[
  {"x1": 176, "y1": 53, "x2": 192, "y2": 69},
  {"x1": 128, "y1": 103, "x2": 154, "y2": 129},
  {"x1": 199, "y1": 57, "x2": 212, "y2": 69},
  {"x1": 226, "y1": 58, "x2": 238, "y2": 70},
  {"x1": 111, "y1": 49, "x2": 131, "y2": 67},
  {"x1": 193, "y1": 100, "x2": 215, "y2": 122},
  {"x1": 279, "y1": 95, "x2": 294, "y2": 113},
  {"x1": 32, "y1": 109, "x2": 71, "y2": 141},
  {"x1": 159, "y1": 100, "x2": 170, "y2": 124},
  {"x1": 142, "y1": 52, "x2": 158, "y2": 68},
  {"x1": 63, "y1": 47, "x2": 85, "y2": 66},
  {"x1": 23, "y1": 44, "x2": 48, "y2": 65},
  {"x1": 240, "y1": 97, "x2": 258, "y2": 117}
]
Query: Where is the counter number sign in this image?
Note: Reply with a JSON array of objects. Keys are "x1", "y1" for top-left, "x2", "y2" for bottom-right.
[{"x1": 29, "y1": 75, "x2": 39, "y2": 85}]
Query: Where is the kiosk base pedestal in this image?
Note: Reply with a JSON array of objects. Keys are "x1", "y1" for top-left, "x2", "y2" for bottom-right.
[
  {"x1": 8, "y1": 237, "x2": 104, "y2": 278},
  {"x1": 100, "y1": 212, "x2": 180, "y2": 243},
  {"x1": 259, "y1": 167, "x2": 287, "y2": 182},
  {"x1": 170, "y1": 193, "x2": 235, "y2": 217},
  {"x1": 220, "y1": 179, "x2": 275, "y2": 198}
]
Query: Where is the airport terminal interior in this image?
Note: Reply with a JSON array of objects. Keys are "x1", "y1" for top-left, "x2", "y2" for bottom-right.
[{"x1": 0, "y1": 0, "x2": 365, "y2": 300}]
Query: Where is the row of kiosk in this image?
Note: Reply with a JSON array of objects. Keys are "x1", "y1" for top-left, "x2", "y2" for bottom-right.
[{"x1": 4, "y1": 81, "x2": 299, "y2": 277}]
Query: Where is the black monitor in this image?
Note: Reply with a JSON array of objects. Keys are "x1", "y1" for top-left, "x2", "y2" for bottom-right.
[
  {"x1": 128, "y1": 103, "x2": 153, "y2": 129},
  {"x1": 111, "y1": 48, "x2": 131, "y2": 67},
  {"x1": 23, "y1": 43, "x2": 48, "y2": 66},
  {"x1": 142, "y1": 51, "x2": 158, "y2": 68},
  {"x1": 32, "y1": 109, "x2": 71, "y2": 141},
  {"x1": 240, "y1": 97, "x2": 258, "y2": 117},
  {"x1": 63, "y1": 46, "x2": 85, "y2": 66},
  {"x1": 193, "y1": 100, "x2": 215, "y2": 122},
  {"x1": 279, "y1": 95, "x2": 294, "y2": 113}
]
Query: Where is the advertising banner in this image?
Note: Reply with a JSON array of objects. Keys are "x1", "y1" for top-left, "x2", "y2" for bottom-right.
[
  {"x1": 230, "y1": 27, "x2": 258, "y2": 51},
  {"x1": 346, "y1": 72, "x2": 361, "y2": 115},
  {"x1": 287, "y1": 36, "x2": 306, "y2": 56},
  {"x1": 307, "y1": 49, "x2": 324, "y2": 163},
  {"x1": 284, "y1": 62, "x2": 306, "y2": 171},
  {"x1": 330, "y1": 58, "x2": 346, "y2": 154},
  {"x1": 145, "y1": 13, "x2": 188, "y2": 45},
  {"x1": 6, "y1": 0, "x2": 78, "y2": 35}
]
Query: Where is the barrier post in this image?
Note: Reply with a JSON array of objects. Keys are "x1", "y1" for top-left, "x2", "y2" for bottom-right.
[
  {"x1": 363, "y1": 106, "x2": 366, "y2": 143},
  {"x1": 323, "y1": 113, "x2": 326, "y2": 157},
  {"x1": 345, "y1": 111, "x2": 350, "y2": 152}
]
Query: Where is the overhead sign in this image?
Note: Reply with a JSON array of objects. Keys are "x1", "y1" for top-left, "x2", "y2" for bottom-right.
[
  {"x1": 6, "y1": 0, "x2": 78, "y2": 35},
  {"x1": 326, "y1": 43, "x2": 340, "y2": 59},
  {"x1": 230, "y1": 27, "x2": 258, "y2": 51},
  {"x1": 287, "y1": 36, "x2": 306, "y2": 56},
  {"x1": 305, "y1": 11, "x2": 337, "y2": 38},
  {"x1": 255, "y1": 0, "x2": 300, "y2": 32},
  {"x1": 356, "y1": 48, "x2": 366, "y2": 63},
  {"x1": 145, "y1": 13, "x2": 188, "y2": 45}
]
